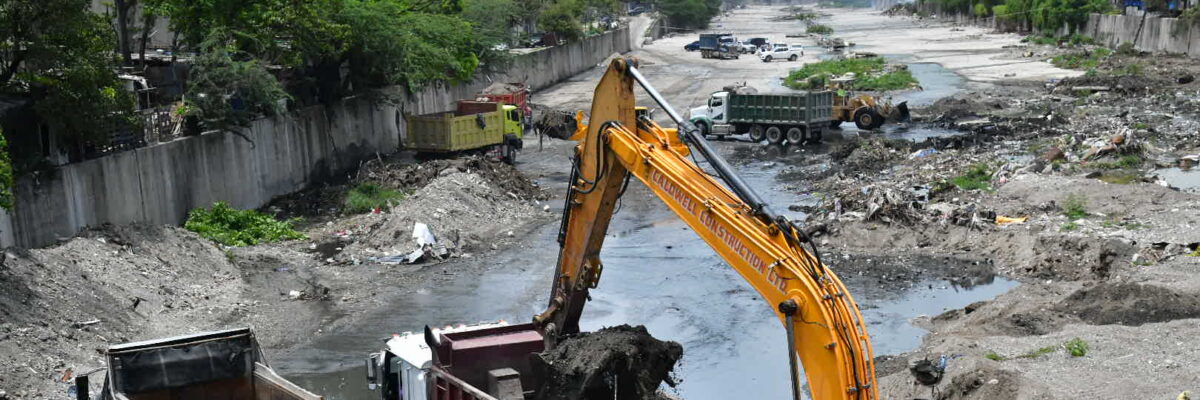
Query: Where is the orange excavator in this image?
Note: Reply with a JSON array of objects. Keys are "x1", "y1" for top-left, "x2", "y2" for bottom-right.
[
  {"x1": 533, "y1": 57, "x2": 878, "y2": 399},
  {"x1": 365, "y1": 57, "x2": 877, "y2": 400}
]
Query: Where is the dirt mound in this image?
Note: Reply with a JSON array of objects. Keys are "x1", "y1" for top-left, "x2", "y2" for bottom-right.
[
  {"x1": 1056, "y1": 74, "x2": 1169, "y2": 94},
  {"x1": 1017, "y1": 235, "x2": 1134, "y2": 281},
  {"x1": 532, "y1": 325, "x2": 682, "y2": 400},
  {"x1": 1058, "y1": 282, "x2": 1200, "y2": 326},
  {"x1": 531, "y1": 103, "x2": 577, "y2": 139},
  {"x1": 480, "y1": 82, "x2": 526, "y2": 95},
  {"x1": 935, "y1": 365, "x2": 1021, "y2": 400},
  {"x1": 360, "y1": 156, "x2": 546, "y2": 200},
  {"x1": 0, "y1": 224, "x2": 244, "y2": 399}
]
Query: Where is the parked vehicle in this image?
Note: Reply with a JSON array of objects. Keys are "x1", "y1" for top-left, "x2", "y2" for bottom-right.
[
  {"x1": 698, "y1": 33, "x2": 739, "y2": 59},
  {"x1": 685, "y1": 40, "x2": 701, "y2": 51},
  {"x1": 747, "y1": 37, "x2": 770, "y2": 48},
  {"x1": 89, "y1": 328, "x2": 320, "y2": 400},
  {"x1": 738, "y1": 40, "x2": 759, "y2": 53},
  {"x1": 405, "y1": 101, "x2": 525, "y2": 163},
  {"x1": 689, "y1": 90, "x2": 834, "y2": 144},
  {"x1": 759, "y1": 43, "x2": 803, "y2": 62}
]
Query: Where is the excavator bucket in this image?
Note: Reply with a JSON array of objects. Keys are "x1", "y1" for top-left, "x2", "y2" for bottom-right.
[{"x1": 567, "y1": 110, "x2": 586, "y2": 141}]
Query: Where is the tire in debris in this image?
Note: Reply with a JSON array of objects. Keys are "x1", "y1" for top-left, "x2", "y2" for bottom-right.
[
  {"x1": 786, "y1": 127, "x2": 805, "y2": 144},
  {"x1": 765, "y1": 126, "x2": 784, "y2": 144},
  {"x1": 854, "y1": 107, "x2": 884, "y2": 130},
  {"x1": 748, "y1": 124, "x2": 766, "y2": 142}
]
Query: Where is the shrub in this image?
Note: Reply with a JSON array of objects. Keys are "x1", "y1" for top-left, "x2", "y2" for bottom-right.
[
  {"x1": 1062, "y1": 194, "x2": 1088, "y2": 220},
  {"x1": 806, "y1": 24, "x2": 834, "y2": 34},
  {"x1": 344, "y1": 183, "x2": 405, "y2": 214},
  {"x1": 784, "y1": 57, "x2": 918, "y2": 91},
  {"x1": 950, "y1": 163, "x2": 993, "y2": 191},
  {"x1": 185, "y1": 202, "x2": 306, "y2": 246},
  {"x1": 1065, "y1": 338, "x2": 1088, "y2": 357}
]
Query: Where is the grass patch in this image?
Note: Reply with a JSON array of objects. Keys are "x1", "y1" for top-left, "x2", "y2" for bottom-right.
[
  {"x1": 1061, "y1": 194, "x2": 1088, "y2": 220},
  {"x1": 1101, "y1": 218, "x2": 1146, "y2": 230},
  {"x1": 1017, "y1": 345, "x2": 1057, "y2": 359},
  {"x1": 950, "y1": 163, "x2": 993, "y2": 191},
  {"x1": 1092, "y1": 155, "x2": 1143, "y2": 170},
  {"x1": 344, "y1": 183, "x2": 406, "y2": 214},
  {"x1": 185, "y1": 202, "x2": 306, "y2": 246},
  {"x1": 1060, "y1": 221, "x2": 1079, "y2": 231},
  {"x1": 806, "y1": 23, "x2": 834, "y2": 34},
  {"x1": 784, "y1": 57, "x2": 918, "y2": 91},
  {"x1": 1051, "y1": 48, "x2": 1112, "y2": 70},
  {"x1": 1096, "y1": 172, "x2": 1138, "y2": 184},
  {"x1": 793, "y1": 11, "x2": 818, "y2": 21},
  {"x1": 1025, "y1": 33, "x2": 1094, "y2": 46},
  {"x1": 985, "y1": 351, "x2": 1006, "y2": 361},
  {"x1": 1065, "y1": 338, "x2": 1089, "y2": 357}
]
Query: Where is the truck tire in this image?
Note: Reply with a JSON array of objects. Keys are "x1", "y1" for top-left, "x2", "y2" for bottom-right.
[
  {"x1": 695, "y1": 121, "x2": 710, "y2": 137},
  {"x1": 748, "y1": 125, "x2": 766, "y2": 142},
  {"x1": 786, "y1": 127, "x2": 805, "y2": 144},
  {"x1": 502, "y1": 143, "x2": 516, "y2": 165},
  {"x1": 765, "y1": 126, "x2": 784, "y2": 144},
  {"x1": 762, "y1": 55, "x2": 772, "y2": 62},
  {"x1": 788, "y1": 54, "x2": 798, "y2": 61},
  {"x1": 854, "y1": 107, "x2": 884, "y2": 130},
  {"x1": 830, "y1": 120, "x2": 843, "y2": 129}
]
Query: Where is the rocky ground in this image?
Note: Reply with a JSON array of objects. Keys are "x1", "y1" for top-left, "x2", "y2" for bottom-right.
[
  {"x1": 768, "y1": 17, "x2": 1200, "y2": 398},
  {"x1": 0, "y1": 156, "x2": 553, "y2": 399}
]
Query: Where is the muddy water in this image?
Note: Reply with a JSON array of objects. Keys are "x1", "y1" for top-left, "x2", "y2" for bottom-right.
[{"x1": 1155, "y1": 167, "x2": 1200, "y2": 193}]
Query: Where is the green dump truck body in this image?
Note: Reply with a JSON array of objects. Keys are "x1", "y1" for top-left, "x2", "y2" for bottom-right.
[
  {"x1": 406, "y1": 102, "x2": 525, "y2": 153},
  {"x1": 727, "y1": 91, "x2": 833, "y2": 127}
]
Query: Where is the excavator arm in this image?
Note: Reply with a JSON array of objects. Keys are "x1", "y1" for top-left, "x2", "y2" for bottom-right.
[{"x1": 532, "y1": 58, "x2": 878, "y2": 400}]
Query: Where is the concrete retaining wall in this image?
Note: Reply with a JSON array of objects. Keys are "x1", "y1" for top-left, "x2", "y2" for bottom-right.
[
  {"x1": 1082, "y1": 14, "x2": 1200, "y2": 57},
  {"x1": 1, "y1": 27, "x2": 631, "y2": 248}
]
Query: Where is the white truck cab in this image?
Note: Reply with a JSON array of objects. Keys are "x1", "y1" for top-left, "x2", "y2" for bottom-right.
[
  {"x1": 760, "y1": 43, "x2": 803, "y2": 62},
  {"x1": 689, "y1": 91, "x2": 733, "y2": 137},
  {"x1": 366, "y1": 321, "x2": 542, "y2": 400}
]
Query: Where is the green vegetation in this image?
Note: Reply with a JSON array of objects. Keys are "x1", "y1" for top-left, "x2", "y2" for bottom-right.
[
  {"x1": 1060, "y1": 221, "x2": 1079, "y2": 231},
  {"x1": 0, "y1": 0, "x2": 138, "y2": 145},
  {"x1": 0, "y1": 128, "x2": 11, "y2": 210},
  {"x1": 1062, "y1": 194, "x2": 1088, "y2": 220},
  {"x1": 1131, "y1": 122, "x2": 1149, "y2": 130},
  {"x1": 985, "y1": 351, "x2": 1006, "y2": 361},
  {"x1": 186, "y1": 34, "x2": 289, "y2": 132},
  {"x1": 655, "y1": 0, "x2": 723, "y2": 30},
  {"x1": 1051, "y1": 48, "x2": 1113, "y2": 70},
  {"x1": 1096, "y1": 171, "x2": 1138, "y2": 184},
  {"x1": 950, "y1": 163, "x2": 993, "y2": 191},
  {"x1": 784, "y1": 57, "x2": 918, "y2": 91},
  {"x1": 793, "y1": 11, "x2": 819, "y2": 21},
  {"x1": 1065, "y1": 338, "x2": 1089, "y2": 357},
  {"x1": 806, "y1": 24, "x2": 834, "y2": 34},
  {"x1": 1025, "y1": 33, "x2": 1095, "y2": 46},
  {"x1": 344, "y1": 183, "x2": 406, "y2": 214},
  {"x1": 965, "y1": 0, "x2": 1114, "y2": 33},
  {"x1": 1018, "y1": 345, "x2": 1058, "y2": 359},
  {"x1": 185, "y1": 202, "x2": 306, "y2": 246}
]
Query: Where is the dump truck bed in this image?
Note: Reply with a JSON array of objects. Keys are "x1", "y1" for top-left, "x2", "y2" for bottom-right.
[
  {"x1": 727, "y1": 91, "x2": 833, "y2": 126},
  {"x1": 405, "y1": 102, "x2": 505, "y2": 152},
  {"x1": 101, "y1": 327, "x2": 320, "y2": 400}
]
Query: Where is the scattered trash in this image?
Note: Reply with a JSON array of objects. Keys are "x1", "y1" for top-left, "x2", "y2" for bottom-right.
[
  {"x1": 995, "y1": 215, "x2": 1028, "y2": 225},
  {"x1": 288, "y1": 290, "x2": 303, "y2": 299},
  {"x1": 909, "y1": 148, "x2": 938, "y2": 159}
]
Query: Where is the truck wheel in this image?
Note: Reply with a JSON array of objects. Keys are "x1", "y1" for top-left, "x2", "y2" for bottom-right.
[
  {"x1": 695, "y1": 121, "x2": 710, "y2": 137},
  {"x1": 854, "y1": 107, "x2": 883, "y2": 130},
  {"x1": 762, "y1": 55, "x2": 772, "y2": 62},
  {"x1": 765, "y1": 126, "x2": 784, "y2": 144},
  {"x1": 829, "y1": 120, "x2": 843, "y2": 129},
  {"x1": 786, "y1": 127, "x2": 805, "y2": 144},
  {"x1": 501, "y1": 143, "x2": 516, "y2": 165},
  {"x1": 789, "y1": 54, "x2": 798, "y2": 61},
  {"x1": 748, "y1": 125, "x2": 766, "y2": 142}
]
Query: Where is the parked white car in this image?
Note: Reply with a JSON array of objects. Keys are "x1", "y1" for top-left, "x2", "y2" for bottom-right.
[{"x1": 759, "y1": 43, "x2": 804, "y2": 62}]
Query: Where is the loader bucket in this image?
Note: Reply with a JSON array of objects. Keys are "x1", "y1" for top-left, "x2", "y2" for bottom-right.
[{"x1": 894, "y1": 101, "x2": 911, "y2": 123}]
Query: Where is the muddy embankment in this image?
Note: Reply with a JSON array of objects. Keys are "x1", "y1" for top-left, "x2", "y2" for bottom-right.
[{"x1": 0, "y1": 156, "x2": 553, "y2": 399}]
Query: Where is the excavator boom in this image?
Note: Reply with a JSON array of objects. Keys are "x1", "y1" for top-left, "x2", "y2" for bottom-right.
[{"x1": 533, "y1": 58, "x2": 878, "y2": 400}]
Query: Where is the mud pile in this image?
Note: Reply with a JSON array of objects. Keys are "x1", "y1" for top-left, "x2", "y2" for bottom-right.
[
  {"x1": 532, "y1": 325, "x2": 682, "y2": 400},
  {"x1": 358, "y1": 156, "x2": 547, "y2": 201}
]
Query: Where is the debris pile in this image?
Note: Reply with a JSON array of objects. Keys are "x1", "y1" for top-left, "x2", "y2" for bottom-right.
[
  {"x1": 532, "y1": 103, "x2": 578, "y2": 139},
  {"x1": 533, "y1": 325, "x2": 682, "y2": 400}
]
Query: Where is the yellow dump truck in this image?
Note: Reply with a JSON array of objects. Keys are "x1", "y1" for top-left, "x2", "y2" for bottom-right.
[{"x1": 405, "y1": 101, "x2": 525, "y2": 164}]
